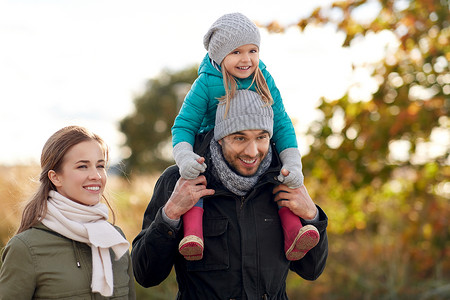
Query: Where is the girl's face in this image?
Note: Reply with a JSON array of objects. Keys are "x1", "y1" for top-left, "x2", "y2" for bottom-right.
[
  {"x1": 222, "y1": 44, "x2": 259, "y2": 79},
  {"x1": 48, "y1": 140, "x2": 107, "y2": 206}
]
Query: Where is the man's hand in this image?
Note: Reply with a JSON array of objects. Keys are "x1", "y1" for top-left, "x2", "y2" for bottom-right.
[
  {"x1": 164, "y1": 174, "x2": 215, "y2": 220},
  {"x1": 273, "y1": 170, "x2": 317, "y2": 220}
]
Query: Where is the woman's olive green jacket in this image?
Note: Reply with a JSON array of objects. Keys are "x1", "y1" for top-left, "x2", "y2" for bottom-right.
[{"x1": 0, "y1": 223, "x2": 135, "y2": 299}]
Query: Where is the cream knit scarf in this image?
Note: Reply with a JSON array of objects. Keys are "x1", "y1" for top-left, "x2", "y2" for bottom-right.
[{"x1": 41, "y1": 190, "x2": 129, "y2": 297}]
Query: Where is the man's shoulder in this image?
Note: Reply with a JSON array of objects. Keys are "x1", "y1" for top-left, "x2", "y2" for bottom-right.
[
  {"x1": 160, "y1": 165, "x2": 181, "y2": 180},
  {"x1": 150, "y1": 165, "x2": 182, "y2": 201},
  {"x1": 193, "y1": 130, "x2": 214, "y2": 155}
]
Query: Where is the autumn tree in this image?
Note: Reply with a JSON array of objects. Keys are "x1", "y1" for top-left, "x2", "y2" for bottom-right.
[
  {"x1": 266, "y1": 0, "x2": 449, "y2": 298},
  {"x1": 285, "y1": 0, "x2": 450, "y2": 227},
  {"x1": 119, "y1": 67, "x2": 198, "y2": 175}
]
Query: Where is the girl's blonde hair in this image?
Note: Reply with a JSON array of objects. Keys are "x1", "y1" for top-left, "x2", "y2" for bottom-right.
[
  {"x1": 17, "y1": 125, "x2": 115, "y2": 234},
  {"x1": 220, "y1": 64, "x2": 273, "y2": 117}
]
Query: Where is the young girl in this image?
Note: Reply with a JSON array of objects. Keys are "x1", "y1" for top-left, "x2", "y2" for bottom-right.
[
  {"x1": 171, "y1": 12, "x2": 319, "y2": 261},
  {"x1": 0, "y1": 126, "x2": 135, "y2": 299}
]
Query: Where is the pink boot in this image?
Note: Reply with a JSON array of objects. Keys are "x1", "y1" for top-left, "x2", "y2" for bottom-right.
[
  {"x1": 278, "y1": 206, "x2": 320, "y2": 261},
  {"x1": 179, "y1": 206, "x2": 204, "y2": 261}
]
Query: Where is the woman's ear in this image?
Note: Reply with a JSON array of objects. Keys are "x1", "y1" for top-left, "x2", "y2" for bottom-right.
[{"x1": 48, "y1": 170, "x2": 62, "y2": 187}]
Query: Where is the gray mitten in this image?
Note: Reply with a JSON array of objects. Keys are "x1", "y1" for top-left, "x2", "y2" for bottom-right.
[
  {"x1": 173, "y1": 142, "x2": 207, "y2": 179},
  {"x1": 277, "y1": 148, "x2": 304, "y2": 189}
]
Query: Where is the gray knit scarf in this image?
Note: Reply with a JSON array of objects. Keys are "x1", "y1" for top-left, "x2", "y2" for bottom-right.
[{"x1": 210, "y1": 139, "x2": 272, "y2": 196}]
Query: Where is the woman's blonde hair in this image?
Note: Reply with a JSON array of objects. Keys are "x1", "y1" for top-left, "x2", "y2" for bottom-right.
[
  {"x1": 17, "y1": 125, "x2": 115, "y2": 234},
  {"x1": 220, "y1": 64, "x2": 273, "y2": 117}
]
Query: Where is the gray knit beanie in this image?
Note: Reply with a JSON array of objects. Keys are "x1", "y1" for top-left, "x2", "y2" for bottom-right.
[
  {"x1": 203, "y1": 12, "x2": 261, "y2": 65},
  {"x1": 214, "y1": 90, "x2": 273, "y2": 141}
]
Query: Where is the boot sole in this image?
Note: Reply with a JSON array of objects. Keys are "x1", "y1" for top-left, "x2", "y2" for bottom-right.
[
  {"x1": 296, "y1": 225, "x2": 320, "y2": 251},
  {"x1": 286, "y1": 225, "x2": 320, "y2": 261},
  {"x1": 179, "y1": 235, "x2": 204, "y2": 260}
]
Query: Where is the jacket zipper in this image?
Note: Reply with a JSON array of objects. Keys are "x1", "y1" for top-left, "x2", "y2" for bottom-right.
[
  {"x1": 72, "y1": 240, "x2": 81, "y2": 268},
  {"x1": 240, "y1": 196, "x2": 245, "y2": 209}
]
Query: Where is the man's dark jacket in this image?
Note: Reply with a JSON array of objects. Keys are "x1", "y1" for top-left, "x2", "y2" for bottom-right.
[{"x1": 131, "y1": 131, "x2": 328, "y2": 300}]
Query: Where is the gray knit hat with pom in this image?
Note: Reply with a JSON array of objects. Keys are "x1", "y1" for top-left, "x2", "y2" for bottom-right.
[
  {"x1": 203, "y1": 12, "x2": 261, "y2": 65},
  {"x1": 214, "y1": 90, "x2": 273, "y2": 141}
]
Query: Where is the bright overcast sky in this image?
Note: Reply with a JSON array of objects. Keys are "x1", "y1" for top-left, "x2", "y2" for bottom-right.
[{"x1": 0, "y1": 0, "x2": 391, "y2": 165}]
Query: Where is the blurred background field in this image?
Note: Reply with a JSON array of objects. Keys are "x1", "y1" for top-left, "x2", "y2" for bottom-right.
[
  {"x1": 1, "y1": 0, "x2": 449, "y2": 299},
  {"x1": 1, "y1": 161, "x2": 448, "y2": 299}
]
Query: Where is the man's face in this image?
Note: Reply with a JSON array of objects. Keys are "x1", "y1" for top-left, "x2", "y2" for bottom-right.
[{"x1": 218, "y1": 130, "x2": 270, "y2": 176}]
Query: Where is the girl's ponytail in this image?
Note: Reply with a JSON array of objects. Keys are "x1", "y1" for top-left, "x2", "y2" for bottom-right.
[{"x1": 252, "y1": 67, "x2": 273, "y2": 106}]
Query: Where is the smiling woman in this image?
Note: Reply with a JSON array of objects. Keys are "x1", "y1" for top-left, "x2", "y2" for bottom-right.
[
  {"x1": 47, "y1": 140, "x2": 107, "y2": 206},
  {"x1": 0, "y1": 125, "x2": 135, "y2": 299}
]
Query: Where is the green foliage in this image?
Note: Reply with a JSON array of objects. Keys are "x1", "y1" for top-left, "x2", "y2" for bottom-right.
[
  {"x1": 285, "y1": 0, "x2": 450, "y2": 298},
  {"x1": 119, "y1": 66, "x2": 198, "y2": 175},
  {"x1": 300, "y1": 0, "x2": 449, "y2": 231}
]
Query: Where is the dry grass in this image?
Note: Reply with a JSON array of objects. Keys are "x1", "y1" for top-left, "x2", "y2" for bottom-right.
[
  {"x1": 1, "y1": 165, "x2": 449, "y2": 299},
  {"x1": 0, "y1": 164, "x2": 40, "y2": 243},
  {"x1": 0, "y1": 164, "x2": 158, "y2": 247}
]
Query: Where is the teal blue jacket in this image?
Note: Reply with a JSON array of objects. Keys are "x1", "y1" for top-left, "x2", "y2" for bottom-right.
[{"x1": 171, "y1": 54, "x2": 298, "y2": 154}]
